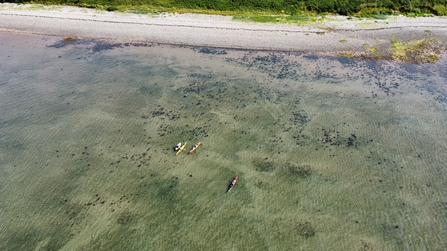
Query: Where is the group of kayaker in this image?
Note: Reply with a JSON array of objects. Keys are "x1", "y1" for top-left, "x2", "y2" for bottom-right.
[
  {"x1": 173, "y1": 141, "x2": 238, "y2": 192},
  {"x1": 173, "y1": 141, "x2": 201, "y2": 155}
]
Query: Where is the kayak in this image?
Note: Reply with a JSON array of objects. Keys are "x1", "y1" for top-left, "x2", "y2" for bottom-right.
[
  {"x1": 189, "y1": 142, "x2": 202, "y2": 154},
  {"x1": 227, "y1": 175, "x2": 238, "y2": 192},
  {"x1": 175, "y1": 142, "x2": 187, "y2": 156}
]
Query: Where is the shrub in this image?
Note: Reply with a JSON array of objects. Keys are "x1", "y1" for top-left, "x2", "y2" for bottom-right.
[
  {"x1": 107, "y1": 6, "x2": 119, "y2": 11},
  {"x1": 433, "y1": 4, "x2": 447, "y2": 15}
]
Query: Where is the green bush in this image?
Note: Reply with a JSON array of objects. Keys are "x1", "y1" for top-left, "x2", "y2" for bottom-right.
[
  {"x1": 106, "y1": 6, "x2": 119, "y2": 11},
  {"x1": 433, "y1": 4, "x2": 447, "y2": 15},
  {"x1": 3, "y1": 0, "x2": 447, "y2": 17}
]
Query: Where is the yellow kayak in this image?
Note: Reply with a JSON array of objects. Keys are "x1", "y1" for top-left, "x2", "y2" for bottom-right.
[{"x1": 175, "y1": 142, "x2": 187, "y2": 156}]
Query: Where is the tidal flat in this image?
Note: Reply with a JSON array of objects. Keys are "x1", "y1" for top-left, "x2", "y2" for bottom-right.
[{"x1": 1, "y1": 32, "x2": 447, "y2": 250}]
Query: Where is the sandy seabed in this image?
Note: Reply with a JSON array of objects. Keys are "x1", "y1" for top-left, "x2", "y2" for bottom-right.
[
  {"x1": 1, "y1": 3, "x2": 447, "y2": 53},
  {"x1": 2, "y1": 4, "x2": 447, "y2": 251}
]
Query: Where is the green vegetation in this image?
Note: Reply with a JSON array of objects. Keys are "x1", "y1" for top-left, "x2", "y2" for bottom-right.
[
  {"x1": 232, "y1": 14, "x2": 314, "y2": 24},
  {"x1": 3, "y1": 0, "x2": 447, "y2": 17},
  {"x1": 390, "y1": 37, "x2": 444, "y2": 63},
  {"x1": 340, "y1": 37, "x2": 445, "y2": 64}
]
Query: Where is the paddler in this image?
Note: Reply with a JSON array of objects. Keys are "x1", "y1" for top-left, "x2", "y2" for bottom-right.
[
  {"x1": 174, "y1": 142, "x2": 182, "y2": 151},
  {"x1": 227, "y1": 175, "x2": 238, "y2": 192}
]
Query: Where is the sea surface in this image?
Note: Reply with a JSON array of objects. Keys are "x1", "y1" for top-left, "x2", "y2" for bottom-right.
[{"x1": 1, "y1": 32, "x2": 447, "y2": 250}]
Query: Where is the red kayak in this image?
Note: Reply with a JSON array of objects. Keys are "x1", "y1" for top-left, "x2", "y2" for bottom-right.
[
  {"x1": 227, "y1": 175, "x2": 238, "y2": 192},
  {"x1": 189, "y1": 142, "x2": 201, "y2": 154}
]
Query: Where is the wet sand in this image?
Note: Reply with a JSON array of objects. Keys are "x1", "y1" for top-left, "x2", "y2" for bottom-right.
[{"x1": 1, "y1": 3, "x2": 447, "y2": 52}]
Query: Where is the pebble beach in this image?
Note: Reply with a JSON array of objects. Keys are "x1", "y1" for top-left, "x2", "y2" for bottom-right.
[{"x1": 1, "y1": 3, "x2": 447, "y2": 53}]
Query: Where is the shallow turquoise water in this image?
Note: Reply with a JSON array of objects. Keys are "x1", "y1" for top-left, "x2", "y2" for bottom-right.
[{"x1": 1, "y1": 33, "x2": 447, "y2": 250}]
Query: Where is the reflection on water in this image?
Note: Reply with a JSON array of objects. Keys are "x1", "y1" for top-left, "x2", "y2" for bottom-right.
[{"x1": 1, "y1": 33, "x2": 447, "y2": 250}]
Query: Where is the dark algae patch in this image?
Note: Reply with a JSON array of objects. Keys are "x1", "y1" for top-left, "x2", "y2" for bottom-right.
[
  {"x1": 252, "y1": 157, "x2": 276, "y2": 172},
  {"x1": 48, "y1": 38, "x2": 154, "y2": 55},
  {"x1": 285, "y1": 163, "x2": 312, "y2": 178},
  {"x1": 295, "y1": 221, "x2": 316, "y2": 238},
  {"x1": 1, "y1": 33, "x2": 447, "y2": 250},
  {"x1": 358, "y1": 240, "x2": 374, "y2": 251},
  {"x1": 196, "y1": 47, "x2": 228, "y2": 55}
]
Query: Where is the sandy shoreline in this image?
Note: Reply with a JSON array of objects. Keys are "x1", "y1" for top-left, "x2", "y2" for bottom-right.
[{"x1": 1, "y1": 3, "x2": 447, "y2": 52}]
